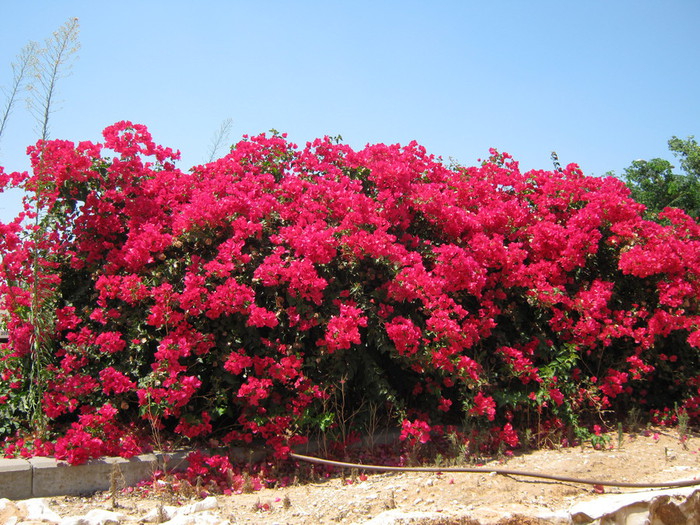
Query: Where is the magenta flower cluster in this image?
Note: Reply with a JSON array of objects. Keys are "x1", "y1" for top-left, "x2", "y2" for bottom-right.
[{"x1": 1, "y1": 122, "x2": 699, "y2": 465}]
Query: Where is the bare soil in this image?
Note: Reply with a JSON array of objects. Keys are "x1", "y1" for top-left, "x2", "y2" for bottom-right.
[{"x1": 44, "y1": 427, "x2": 700, "y2": 524}]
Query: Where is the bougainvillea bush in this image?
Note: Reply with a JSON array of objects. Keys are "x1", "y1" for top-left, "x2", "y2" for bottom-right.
[{"x1": 1, "y1": 121, "x2": 700, "y2": 466}]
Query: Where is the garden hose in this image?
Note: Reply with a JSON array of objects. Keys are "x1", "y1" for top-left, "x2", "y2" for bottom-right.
[{"x1": 288, "y1": 452, "x2": 700, "y2": 489}]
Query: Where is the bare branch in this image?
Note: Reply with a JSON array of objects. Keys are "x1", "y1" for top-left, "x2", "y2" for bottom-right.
[
  {"x1": 0, "y1": 41, "x2": 39, "y2": 146},
  {"x1": 27, "y1": 17, "x2": 80, "y2": 141},
  {"x1": 206, "y1": 118, "x2": 234, "y2": 163}
]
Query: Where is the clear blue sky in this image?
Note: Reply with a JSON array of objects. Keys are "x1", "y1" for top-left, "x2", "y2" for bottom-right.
[{"x1": 1, "y1": 1, "x2": 699, "y2": 223}]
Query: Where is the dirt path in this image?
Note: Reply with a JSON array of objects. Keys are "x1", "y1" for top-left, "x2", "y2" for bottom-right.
[{"x1": 34, "y1": 427, "x2": 700, "y2": 523}]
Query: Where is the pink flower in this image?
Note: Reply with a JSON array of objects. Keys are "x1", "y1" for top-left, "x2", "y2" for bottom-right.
[
  {"x1": 548, "y1": 388, "x2": 565, "y2": 406},
  {"x1": 99, "y1": 367, "x2": 136, "y2": 395},
  {"x1": 385, "y1": 316, "x2": 422, "y2": 356},
  {"x1": 319, "y1": 303, "x2": 367, "y2": 353},
  {"x1": 400, "y1": 419, "x2": 432, "y2": 444},
  {"x1": 438, "y1": 397, "x2": 452, "y2": 412},
  {"x1": 469, "y1": 392, "x2": 496, "y2": 421}
]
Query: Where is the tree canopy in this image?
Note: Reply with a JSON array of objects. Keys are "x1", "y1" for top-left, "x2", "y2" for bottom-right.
[{"x1": 623, "y1": 136, "x2": 700, "y2": 219}]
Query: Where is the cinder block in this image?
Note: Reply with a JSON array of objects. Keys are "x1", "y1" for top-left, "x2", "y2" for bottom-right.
[
  {"x1": 0, "y1": 458, "x2": 32, "y2": 500},
  {"x1": 114, "y1": 454, "x2": 159, "y2": 490},
  {"x1": 0, "y1": 450, "x2": 203, "y2": 499},
  {"x1": 29, "y1": 452, "x2": 192, "y2": 497},
  {"x1": 30, "y1": 456, "x2": 94, "y2": 497},
  {"x1": 116, "y1": 451, "x2": 191, "y2": 489},
  {"x1": 157, "y1": 450, "x2": 191, "y2": 475}
]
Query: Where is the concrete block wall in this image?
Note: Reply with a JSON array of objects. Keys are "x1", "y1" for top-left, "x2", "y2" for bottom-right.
[
  {"x1": 0, "y1": 451, "x2": 190, "y2": 500},
  {"x1": 0, "y1": 438, "x2": 373, "y2": 500},
  {"x1": 0, "y1": 458, "x2": 31, "y2": 500}
]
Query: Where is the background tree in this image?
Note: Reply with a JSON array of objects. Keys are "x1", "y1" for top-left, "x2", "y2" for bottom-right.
[
  {"x1": 27, "y1": 17, "x2": 80, "y2": 141},
  {"x1": 0, "y1": 42, "x2": 38, "y2": 148},
  {"x1": 205, "y1": 117, "x2": 234, "y2": 163},
  {"x1": 668, "y1": 135, "x2": 700, "y2": 179},
  {"x1": 623, "y1": 135, "x2": 700, "y2": 219},
  {"x1": 1, "y1": 17, "x2": 79, "y2": 152}
]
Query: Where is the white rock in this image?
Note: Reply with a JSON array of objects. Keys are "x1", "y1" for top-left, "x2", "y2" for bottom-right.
[
  {"x1": 0, "y1": 498, "x2": 19, "y2": 514},
  {"x1": 189, "y1": 496, "x2": 218, "y2": 513},
  {"x1": 0, "y1": 498, "x2": 21, "y2": 525},
  {"x1": 161, "y1": 510, "x2": 228, "y2": 525},
  {"x1": 569, "y1": 486, "x2": 699, "y2": 521},
  {"x1": 60, "y1": 518, "x2": 84, "y2": 525},
  {"x1": 17, "y1": 497, "x2": 62, "y2": 523},
  {"x1": 171, "y1": 496, "x2": 218, "y2": 518},
  {"x1": 535, "y1": 508, "x2": 574, "y2": 524},
  {"x1": 143, "y1": 505, "x2": 178, "y2": 522},
  {"x1": 360, "y1": 509, "x2": 451, "y2": 524},
  {"x1": 60, "y1": 508, "x2": 126, "y2": 525},
  {"x1": 143, "y1": 497, "x2": 218, "y2": 523}
]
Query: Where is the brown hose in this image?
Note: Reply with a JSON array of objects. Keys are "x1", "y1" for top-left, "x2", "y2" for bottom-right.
[{"x1": 289, "y1": 452, "x2": 700, "y2": 489}]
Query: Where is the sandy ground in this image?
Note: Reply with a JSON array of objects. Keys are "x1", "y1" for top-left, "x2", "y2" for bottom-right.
[{"x1": 40, "y1": 427, "x2": 700, "y2": 524}]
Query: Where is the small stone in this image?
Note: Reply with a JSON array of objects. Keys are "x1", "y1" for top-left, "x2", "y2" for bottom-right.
[
  {"x1": 143, "y1": 505, "x2": 177, "y2": 522},
  {"x1": 363, "y1": 509, "x2": 450, "y2": 524},
  {"x1": 190, "y1": 496, "x2": 218, "y2": 513},
  {"x1": 17, "y1": 498, "x2": 62, "y2": 523},
  {"x1": 60, "y1": 508, "x2": 126, "y2": 525},
  {"x1": 160, "y1": 511, "x2": 227, "y2": 525},
  {"x1": 0, "y1": 499, "x2": 21, "y2": 524},
  {"x1": 149, "y1": 497, "x2": 220, "y2": 524},
  {"x1": 85, "y1": 508, "x2": 125, "y2": 525}
]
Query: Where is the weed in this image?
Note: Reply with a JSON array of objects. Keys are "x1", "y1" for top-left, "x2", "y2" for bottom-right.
[
  {"x1": 444, "y1": 431, "x2": 469, "y2": 466},
  {"x1": 590, "y1": 433, "x2": 610, "y2": 450},
  {"x1": 109, "y1": 462, "x2": 126, "y2": 509},
  {"x1": 384, "y1": 490, "x2": 396, "y2": 510},
  {"x1": 364, "y1": 401, "x2": 380, "y2": 450},
  {"x1": 242, "y1": 472, "x2": 255, "y2": 494},
  {"x1": 253, "y1": 498, "x2": 271, "y2": 512},
  {"x1": 433, "y1": 452, "x2": 445, "y2": 467},
  {"x1": 677, "y1": 405, "x2": 690, "y2": 450},
  {"x1": 625, "y1": 406, "x2": 643, "y2": 433},
  {"x1": 156, "y1": 504, "x2": 167, "y2": 524},
  {"x1": 617, "y1": 422, "x2": 624, "y2": 450}
]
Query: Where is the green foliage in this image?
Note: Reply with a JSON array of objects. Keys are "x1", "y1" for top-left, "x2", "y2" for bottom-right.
[{"x1": 669, "y1": 136, "x2": 700, "y2": 178}]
